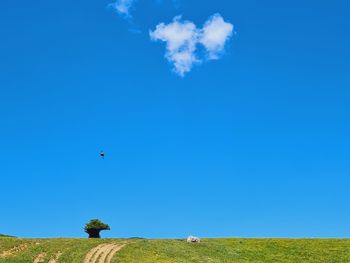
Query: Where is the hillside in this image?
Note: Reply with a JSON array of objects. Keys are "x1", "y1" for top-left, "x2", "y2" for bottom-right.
[{"x1": 1, "y1": 237, "x2": 350, "y2": 262}]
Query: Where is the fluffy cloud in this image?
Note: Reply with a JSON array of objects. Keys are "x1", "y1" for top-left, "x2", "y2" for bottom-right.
[
  {"x1": 149, "y1": 16, "x2": 198, "y2": 76},
  {"x1": 200, "y1": 14, "x2": 234, "y2": 59},
  {"x1": 111, "y1": 0, "x2": 135, "y2": 17},
  {"x1": 150, "y1": 14, "x2": 233, "y2": 76}
]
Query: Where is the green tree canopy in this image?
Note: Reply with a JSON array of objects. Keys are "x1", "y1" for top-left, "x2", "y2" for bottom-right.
[{"x1": 84, "y1": 219, "x2": 110, "y2": 238}]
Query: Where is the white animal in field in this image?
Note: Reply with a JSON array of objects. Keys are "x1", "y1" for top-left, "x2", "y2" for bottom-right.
[{"x1": 187, "y1": 236, "x2": 201, "y2": 243}]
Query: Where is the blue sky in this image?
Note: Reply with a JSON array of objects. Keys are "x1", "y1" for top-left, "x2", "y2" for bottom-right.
[{"x1": 1, "y1": 0, "x2": 350, "y2": 238}]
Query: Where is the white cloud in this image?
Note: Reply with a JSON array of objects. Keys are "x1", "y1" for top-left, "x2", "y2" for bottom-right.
[
  {"x1": 111, "y1": 0, "x2": 135, "y2": 17},
  {"x1": 150, "y1": 14, "x2": 233, "y2": 76},
  {"x1": 150, "y1": 16, "x2": 199, "y2": 76},
  {"x1": 200, "y1": 14, "x2": 234, "y2": 59}
]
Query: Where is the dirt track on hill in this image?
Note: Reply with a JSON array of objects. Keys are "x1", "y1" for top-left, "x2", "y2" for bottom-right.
[
  {"x1": 0, "y1": 244, "x2": 29, "y2": 258},
  {"x1": 33, "y1": 252, "x2": 46, "y2": 263},
  {"x1": 48, "y1": 251, "x2": 62, "y2": 263},
  {"x1": 84, "y1": 243, "x2": 126, "y2": 263}
]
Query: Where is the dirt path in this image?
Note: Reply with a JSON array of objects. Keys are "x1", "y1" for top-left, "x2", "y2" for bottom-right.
[
  {"x1": 0, "y1": 244, "x2": 28, "y2": 258},
  {"x1": 33, "y1": 252, "x2": 46, "y2": 263},
  {"x1": 106, "y1": 244, "x2": 126, "y2": 263},
  {"x1": 48, "y1": 251, "x2": 62, "y2": 263},
  {"x1": 84, "y1": 244, "x2": 106, "y2": 263},
  {"x1": 84, "y1": 243, "x2": 126, "y2": 263},
  {"x1": 98, "y1": 244, "x2": 117, "y2": 263}
]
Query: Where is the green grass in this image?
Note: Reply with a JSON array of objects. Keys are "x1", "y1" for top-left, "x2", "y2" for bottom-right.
[
  {"x1": 0, "y1": 234, "x2": 15, "y2": 237},
  {"x1": 0, "y1": 237, "x2": 115, "y2": 263},
  {"x1": 1, "y1": 237, "x2": 350, "y2": 262}
]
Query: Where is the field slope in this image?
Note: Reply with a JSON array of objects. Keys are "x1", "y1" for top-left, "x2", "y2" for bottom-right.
[{"x1": 1, "y1": 237, "x2": 350, "y2": 262}]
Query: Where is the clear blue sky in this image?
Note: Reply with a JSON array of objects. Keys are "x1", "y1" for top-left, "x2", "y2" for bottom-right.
[{"x1": 1, "y1": 0, "x2": 350, "y2": 238}]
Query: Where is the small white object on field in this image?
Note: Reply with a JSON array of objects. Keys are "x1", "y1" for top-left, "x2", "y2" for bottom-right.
[{"x1": 187, "y1": 236, "x2": 201, "y2": 243}]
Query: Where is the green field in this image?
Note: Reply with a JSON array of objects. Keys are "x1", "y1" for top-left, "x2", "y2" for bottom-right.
[{"x1": 1, "y1": 236, "x2": 350, "y2": 262}]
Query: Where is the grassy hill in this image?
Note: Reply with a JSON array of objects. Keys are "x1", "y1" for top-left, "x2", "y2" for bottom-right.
[{"x1": 1, "y1": 236, "x2": 350, "y2": 262}]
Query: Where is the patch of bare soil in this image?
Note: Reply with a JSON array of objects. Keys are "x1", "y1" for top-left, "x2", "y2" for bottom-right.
[
  {"x1": 48, "y1": 251, "x2": 62, "y2": 263},
  {"x1": 84, "y1": 243, "x2": 126, "y2": 263},
  {"x1": 33, "y1": 252, "x2": 47, "y2": 263},
  {"x1": 0, "y1": 244, "x2": 28, "y2": 258},
  {"x1": 106, "y1": 244, "x2": 126, "y2": 263}
]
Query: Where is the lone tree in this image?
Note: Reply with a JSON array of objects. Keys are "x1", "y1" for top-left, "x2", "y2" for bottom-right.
[{"x1": 84, "y1": 219, "x2": 110, "y2": 238}]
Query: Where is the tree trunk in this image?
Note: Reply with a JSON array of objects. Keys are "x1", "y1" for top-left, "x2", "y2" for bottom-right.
[{"x1": 87, "y1": 229, "x2": 101, "y2": 238}]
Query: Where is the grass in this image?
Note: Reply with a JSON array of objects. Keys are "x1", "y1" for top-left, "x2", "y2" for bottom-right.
[
  {"x1": 0, "y1": 237, "x2": 111, "y2": 263},
  {"x1": 1, "y1": 237, "x2": 350, "y2": 262}
]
